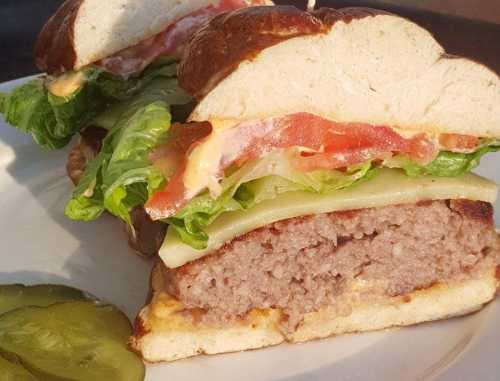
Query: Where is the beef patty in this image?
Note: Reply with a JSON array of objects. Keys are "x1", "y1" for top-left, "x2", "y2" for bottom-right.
[{"x1": 164, "y1": 200, "x2": 500, "y2": 332}]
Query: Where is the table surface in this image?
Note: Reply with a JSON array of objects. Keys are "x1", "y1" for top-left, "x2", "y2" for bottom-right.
[{"x1": 0, "y1": 0, "x2": 499, "y2": 82}]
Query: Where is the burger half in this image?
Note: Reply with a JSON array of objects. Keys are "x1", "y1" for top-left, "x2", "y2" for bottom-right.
[
  {"x1": 0, "y1": 0, "x2": 270, "y2": 255},
  {"x1": 129, "y1": 6, "x2": 500, "y2": 362}
]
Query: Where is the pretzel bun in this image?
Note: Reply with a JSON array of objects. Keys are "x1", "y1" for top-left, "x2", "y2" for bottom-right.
[
  {"x1": 180, "y1": 6, "x2": 500, "y2": 138},
  {"x1": 34, "y1": 0, "x2": 270, "y2": 74}
]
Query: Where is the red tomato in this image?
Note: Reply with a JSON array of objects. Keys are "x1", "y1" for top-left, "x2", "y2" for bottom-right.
[
  {"x1": 439, "y1": 133, "x2": 479, "y2": 152},
  {"x1": 236, "y1": 113, "x2": 437, "y2": 169},
  {"x1": 147, "y1": 161, "x2": 188, "y2": 221}
]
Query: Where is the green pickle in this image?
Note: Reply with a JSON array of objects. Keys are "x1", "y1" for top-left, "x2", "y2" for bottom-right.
[
  {"x1": 0, "y1": 355, "x2": 38, "y2": 381},
  {"x1": 0, "y1": 284, "x2": 87, "y2": 315},
  {"x1": 0, "y1": 301, "x2": 145, "y2": 381}
]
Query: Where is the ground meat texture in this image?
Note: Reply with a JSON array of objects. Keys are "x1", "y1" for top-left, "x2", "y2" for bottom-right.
[{"x1": 164, "y1": 200, "x2": 499, "y2": 332}]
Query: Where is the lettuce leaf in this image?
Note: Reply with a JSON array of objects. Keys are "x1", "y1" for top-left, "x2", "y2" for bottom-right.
[
  {"x1": 46, "y1": 69, "x2": 104, "y2": 139},
  {"x1": 0, "y1": 78, "x2": 67, "y2": 149},
  {"x1": 95, "y1": 59, "x2": 177, "y2": 101},
  {"x1": 168, "y1": 152, "x2": 376, "y2": 249},
  {"x1": 65, "y1": 74, "x2": 190, "y2": 233},
  {"x1": 92, "y1": 73, "x2": 191, "y2": 130},
  {"x1": 0, "y1": 62, "x2": 187, "y2": 150},
  {"x1": 0, "y1": 68, "x2": 103, "y2": 149},
  {"x1": 386, "y1": 139, "x2": 500, "y2": 177},
  {"x1": 65, "y1": 153, "x2": 107, "y2": 221}
]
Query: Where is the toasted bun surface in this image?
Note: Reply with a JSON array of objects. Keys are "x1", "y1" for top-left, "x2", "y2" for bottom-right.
[
  {"x1": 34, "y1": 0, "x2": 83, "y2": 74},
  {"x1": 130, "y1": 262, "x2": 499, "y2": 363},
  {"x1": 35, "y1": 0, "x2": 265, "y2": 74},
  {"x1": 181, "y1": 6, "x2": 500, "y2": 138}
]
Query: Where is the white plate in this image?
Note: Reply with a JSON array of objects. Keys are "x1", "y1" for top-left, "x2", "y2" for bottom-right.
[{"x1": 0, "y1": 77, "x2": 499, "y2": 381}]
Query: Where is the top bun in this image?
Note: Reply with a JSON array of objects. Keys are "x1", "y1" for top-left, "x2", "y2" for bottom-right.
[
  {"x1": 181, "y1": 6, "x2": 500, "y2": 138},
  {"x1": 34, "y1": 0, "x2": 266, "y2": 74}
]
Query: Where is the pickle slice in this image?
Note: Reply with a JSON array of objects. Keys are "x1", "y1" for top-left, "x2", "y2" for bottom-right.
[
  {"x1": 0, "y1": 301, "x2": 145, "y2": 381},
  {"x1": 0, "y1": 284, "x2": 87, "y2": 315},
  {"x1": 0, "y1": 355, "x2": 38, "y2": 381}
]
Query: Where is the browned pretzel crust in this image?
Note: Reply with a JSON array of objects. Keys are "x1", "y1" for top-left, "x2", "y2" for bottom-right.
[
  {"x1": 179, "y1": 6, "x2": 385, "y2": 99},
  {"x1": 34, "y1": 0, "x2": 84, "y2": 74}
]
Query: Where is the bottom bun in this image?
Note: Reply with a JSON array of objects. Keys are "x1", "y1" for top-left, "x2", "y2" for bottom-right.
[{"x1": 130, "y1": 263, "x2": 499, "y2": 363}]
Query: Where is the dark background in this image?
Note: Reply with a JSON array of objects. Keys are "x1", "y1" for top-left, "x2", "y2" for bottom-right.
[
  {"x1": 0, "y1": 0, "x2": 499, "y2": 82},
  {"x1": 0, "y1": 0, "x2": 63, "y2": 81}
]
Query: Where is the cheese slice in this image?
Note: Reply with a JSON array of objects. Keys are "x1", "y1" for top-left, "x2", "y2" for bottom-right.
[{"x1": 159, "y1": 169, "x2": 498, "y2": 268}]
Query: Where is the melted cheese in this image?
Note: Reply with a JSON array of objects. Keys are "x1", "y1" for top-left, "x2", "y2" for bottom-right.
[
  {"x1": 184, "y1": 129, "x2": 226, "y2": 199},
  {"x1": 47, "y1": 71, "x2": 87, "y2": 98},
  {"x1": 183, "y1": 118, "x2": 271, "y2": 198},
  {"x1": 159, "y1": 169, "x2": 498, "y2": 268}
]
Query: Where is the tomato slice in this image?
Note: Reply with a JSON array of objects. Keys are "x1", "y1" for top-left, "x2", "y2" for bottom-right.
[
  {"x1": 439, "y1": 133, "x2": 479, "y2": 152},
  {"x1": 235, "y1": 114, "x2": 437, "y2": 169},
  {"x1": 147, "y1": 161, "x2": 189, "y2": 220},
  {"x1": 145, "y1": 113, "x2": 441, "y2": 219}
]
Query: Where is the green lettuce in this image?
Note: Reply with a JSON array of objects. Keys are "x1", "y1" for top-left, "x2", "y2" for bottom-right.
[
  {"x1": 168, "y1": 152, "x2": 376, "y2": 249},
  {"x1": 386, "y1": 139, "x2": 500, "y2": 177},
  {"x1": 65, "y1": 72, "x2": 191, "y2": 232},
  {"x1": 0, "y1": 62, "x2": 187, "y2": 149},
  {"x1": 0, "y1": 68, "x2": 103, "y2": 149},
  {"x1": 95, "y1": 59, "x2": 177, "y2": 101},
  {"x1": 0, "y1": 78, "x2": 67, "y2": 149}
]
